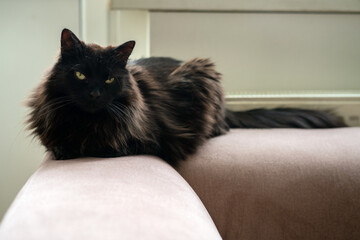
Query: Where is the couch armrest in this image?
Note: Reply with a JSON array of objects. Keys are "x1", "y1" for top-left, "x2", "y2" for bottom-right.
[
  {"x1": 0, "y1": 155, "x2": 221, "y2": 240},
  {"x1": 178, "y1": 128, "x2": 360, "y2": 240}
]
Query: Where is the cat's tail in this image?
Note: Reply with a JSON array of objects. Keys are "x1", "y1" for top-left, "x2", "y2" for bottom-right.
[{"x1": 225, "y1": 108, "x2": 347, "y2": 128}]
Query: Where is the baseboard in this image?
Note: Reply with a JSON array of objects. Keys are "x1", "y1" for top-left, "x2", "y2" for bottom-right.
[{"x1": 225, "y1": 92, "x2": 360, "y2": 126}]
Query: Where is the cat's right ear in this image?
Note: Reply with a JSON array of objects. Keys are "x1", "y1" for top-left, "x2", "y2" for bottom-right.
[
  {"x1": 61, "y1": 28, "x2": 83, "y2": 55},
  {"x1": 114, "y1": 41, "x2": 136, "y2": 65}
]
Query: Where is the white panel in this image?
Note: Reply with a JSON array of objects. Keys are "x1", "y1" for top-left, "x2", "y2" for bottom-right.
[
  {"x1": 109, "y1": 10, "x2": 149, "y2": 59},
  {"x1": 81, "y1": 0, "x2": 109, "y2": 46},
  {"x1": 0, "y1": 0, "x2": 79, "y2": 219},
  {"x1": 111, "y1": 0, "x2": 360, "y2": 12},
  {"x1": 149, "y1": 12, "x2": 360, "y2": 95}
]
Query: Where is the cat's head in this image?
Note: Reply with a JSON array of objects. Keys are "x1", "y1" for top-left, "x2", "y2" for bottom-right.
[{"x1": 49, "y1": 28, "x2": 136, "y2": 113}]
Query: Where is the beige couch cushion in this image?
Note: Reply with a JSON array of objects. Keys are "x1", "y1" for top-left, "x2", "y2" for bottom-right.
[
  {"x1": 178, "y1": 128, "x2": 360, "y2": 240},
  {"x1": 0, "y1": 155, "x2": 221, "y2": 240}
]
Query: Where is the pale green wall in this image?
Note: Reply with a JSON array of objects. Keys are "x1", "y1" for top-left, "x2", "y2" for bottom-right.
[
  {"x1": 109, "y1": 10, "x2": 149, "y2": 59},
  {"x1": 0, "y1": 0, "x2": 80, "y2": 220},
  {"x1": 149, "y1": 12, "x2": 360, "y2": 96}
]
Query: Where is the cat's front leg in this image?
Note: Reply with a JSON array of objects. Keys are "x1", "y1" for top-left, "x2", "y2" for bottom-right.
[{"x1": 52, "y1": 146, "x2": 81, "y2": 160}]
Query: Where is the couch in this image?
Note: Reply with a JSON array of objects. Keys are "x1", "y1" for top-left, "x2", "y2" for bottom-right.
[{"x1": 1, "y1": 128, "x2": 359, "y2": 239}]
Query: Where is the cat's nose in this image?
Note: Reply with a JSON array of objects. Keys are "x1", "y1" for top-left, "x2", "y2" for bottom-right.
[{"x1": 90, "y1": 89, "x2": 101, "y2": 99}]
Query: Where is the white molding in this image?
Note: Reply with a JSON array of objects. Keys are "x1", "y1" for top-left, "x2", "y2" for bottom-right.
[
  {"x1": 226, "y1": 90, "x2": 360, "y2": 100},
  {"x1": 226, "y1": 91, "x2": 360, "y2": 109},
  {"x1": 79, "y1": 0, "x2": 87, "y2": 41},
  {"x1": 111, "y1": 0, "x2": 360, "y2": 13},
  {"x1": 80, "y1": 0, "x2": 110, "y2": 46}
]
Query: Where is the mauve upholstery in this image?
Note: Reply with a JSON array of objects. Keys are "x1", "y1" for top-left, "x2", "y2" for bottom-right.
[
  {"x1": 1, "y1": 128, "x2": 360, "y2": 240},
  {"x1": 178, "y1": 128, "x2": 360, "y2": 239}
]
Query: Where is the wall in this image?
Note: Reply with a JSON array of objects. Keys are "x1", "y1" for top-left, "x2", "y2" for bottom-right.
[
  {"x1": 0, "y1": 0, "x2": 80, "y2": 220},
  {"x1": 150, "y1": 12, "x2": 360, "y2": 95}
]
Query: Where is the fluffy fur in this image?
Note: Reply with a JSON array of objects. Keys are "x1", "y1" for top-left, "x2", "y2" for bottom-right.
[{"x1": 27, "y1": 29, "x2": 346, "y2": 166}]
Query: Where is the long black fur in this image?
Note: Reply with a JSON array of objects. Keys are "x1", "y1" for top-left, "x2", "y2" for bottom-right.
[
  {"x1": 226, "y1": 108, "x2": 345, "y2": 128},
  {"x1": 27, "y1": 29, "x2": 346, "y2": 166}
]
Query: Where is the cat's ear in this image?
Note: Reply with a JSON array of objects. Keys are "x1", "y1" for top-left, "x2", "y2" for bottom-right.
[
  {"x1": 114, "y1": 41, "x2": 135, "y2": 65},
  {"x1": 61, "y1": 28, "x2": 83, "y2": 54}
]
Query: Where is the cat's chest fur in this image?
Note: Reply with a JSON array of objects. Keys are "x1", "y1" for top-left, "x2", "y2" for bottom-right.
[{"x1": 47, "y1": 112, "x2": 155, "y2": 159}]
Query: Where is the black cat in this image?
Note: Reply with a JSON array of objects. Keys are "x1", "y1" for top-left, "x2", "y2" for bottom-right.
[{"x1": 27, "y1": 29, "x2": 345, "y2": 166}]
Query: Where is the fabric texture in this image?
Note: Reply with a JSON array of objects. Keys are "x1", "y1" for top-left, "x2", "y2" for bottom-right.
[
  {"x1": 0, "y1": 155, "x2": 221, "y2": 240},
  {"x1": 1, "y1": 128, "x2": 360, "y2": 240},
  {"x1": 178, "y1": 128, "x2": 360, "y2": 239}
]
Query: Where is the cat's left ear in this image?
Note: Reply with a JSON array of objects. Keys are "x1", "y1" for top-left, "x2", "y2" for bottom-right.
[
  {"x1": 114, "y1": 41, "x2": 135, "y2": 65},
  {"x1": 61, "y1": 28, "x2": 83, "y2": 54}
]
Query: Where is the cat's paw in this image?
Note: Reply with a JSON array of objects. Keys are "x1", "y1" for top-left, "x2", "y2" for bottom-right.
[{"x1": 52, "y1": 147, "x2": 79, "y2": 160}]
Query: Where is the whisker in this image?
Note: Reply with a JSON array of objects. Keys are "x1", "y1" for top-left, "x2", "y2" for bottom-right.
[
  {"x1": 107, "y1": 105, "x2": 124, "y2": 122},
  {"x1": 111, "y1": 103, "x2": 131, "y2": 118},
  {"x1": 43, "y1": 99, "x2": 72, "y2": 110},
  {"x1": 111, "y1": 105, "x2": 128, "y2": 119},
  {"x1": 34, "y1": 98, "x2": 74, "y2": 119},
  {"x1": 107, "y1": 102, "x2": 133, "y2": 122}
]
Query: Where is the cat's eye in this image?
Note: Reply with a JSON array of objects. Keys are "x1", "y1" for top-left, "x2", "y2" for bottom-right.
[
  {"x1": 105, "y1": 78, "x2": 115, "y2": 84},
  {"x1": 75, "y1": 71, "x2": 86, "y2": 80}
]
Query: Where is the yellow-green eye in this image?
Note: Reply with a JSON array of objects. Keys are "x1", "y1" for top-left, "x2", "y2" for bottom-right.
[
  {"x1": 75, "y1": 71, "x2": 86, "y2": 80},
  {"x1": 105, "y1": 78, "x2": 115, "y2": 84}
]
